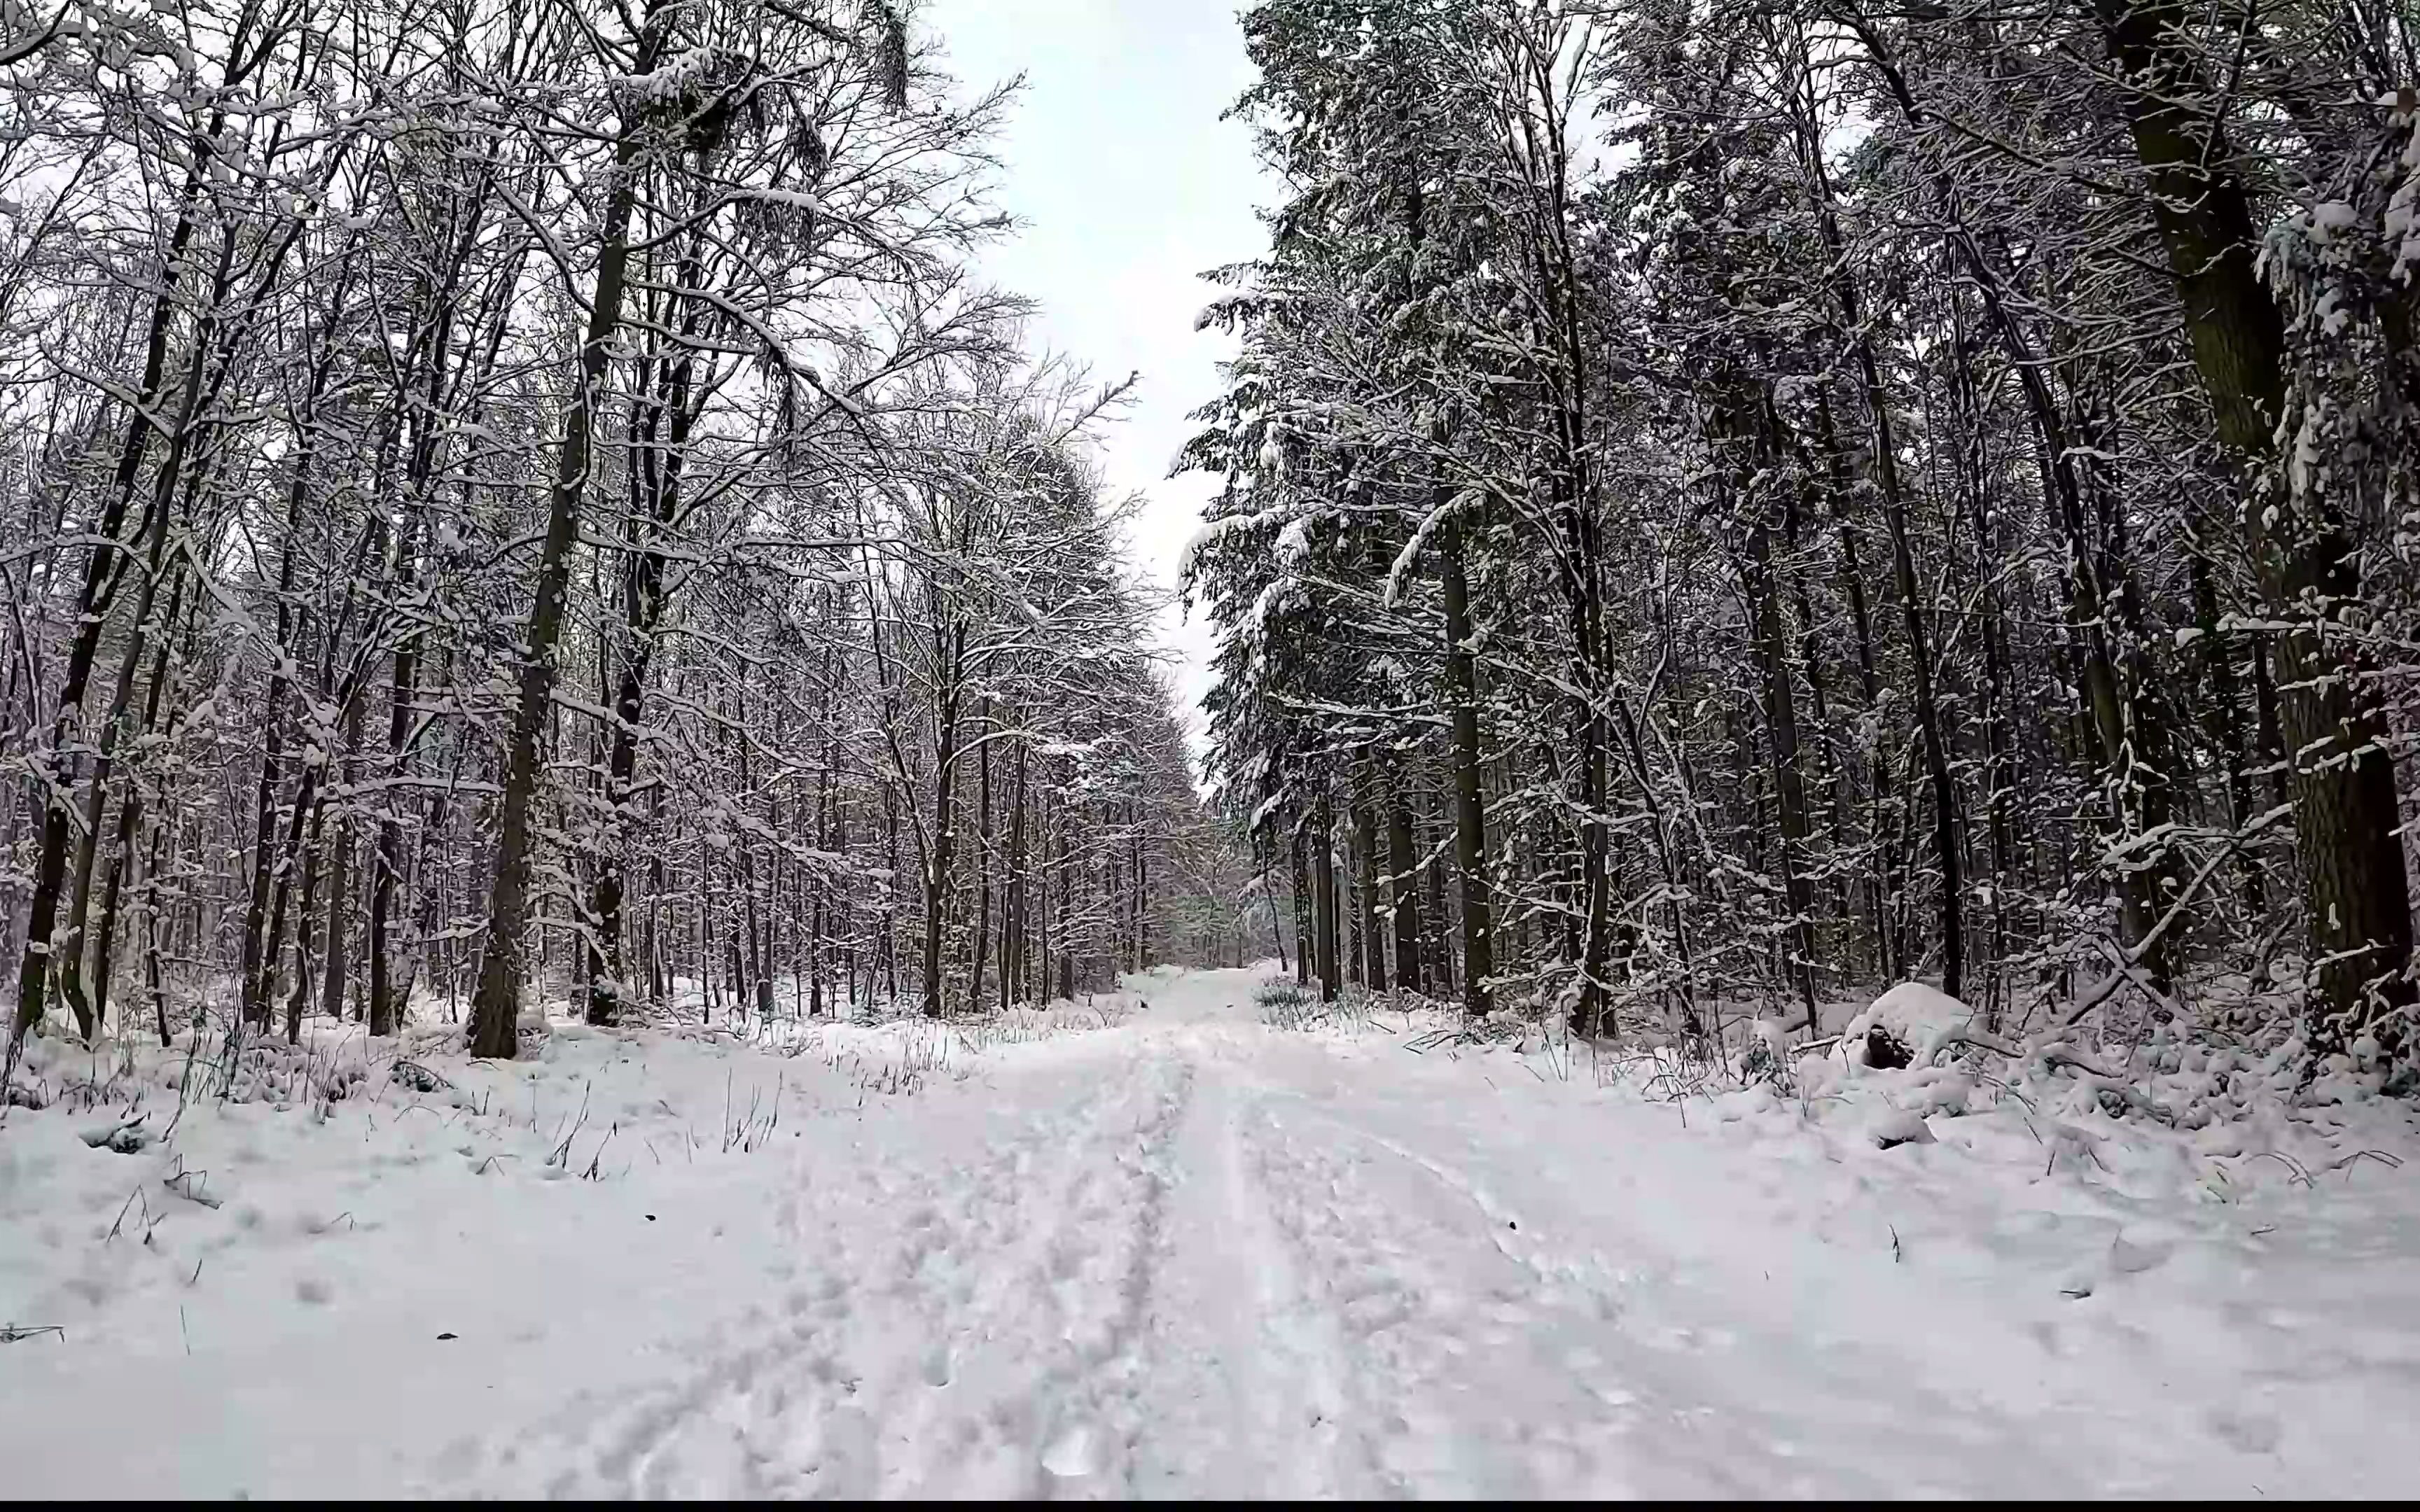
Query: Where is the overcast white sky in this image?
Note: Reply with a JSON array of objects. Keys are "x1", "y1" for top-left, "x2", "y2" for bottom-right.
[{"x1": 917, "y1": 1, "x2": 1274, "y2": 754}]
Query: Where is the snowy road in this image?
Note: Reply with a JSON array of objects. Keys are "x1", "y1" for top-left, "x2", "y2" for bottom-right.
[
  {"x1": 8, "y1": 966, "x2": 2414, "y2": 1499},
  {"x1": 422, "y1": 969, "x2": 2411, "y2": 1499},
  {"x1": 440, "y1": 972, "x2": 1717, "y2": 1499}
]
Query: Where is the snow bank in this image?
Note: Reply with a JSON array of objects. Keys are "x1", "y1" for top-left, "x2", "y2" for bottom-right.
[
  {"x1": 0, "y1": 991, "x2": 1146, "y2": 1498},
  {"x1": 1229, "y1": 974, "x2": 2420, "y2": 1495}
]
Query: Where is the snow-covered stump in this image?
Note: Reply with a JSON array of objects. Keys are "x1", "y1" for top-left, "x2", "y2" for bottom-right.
[{"x1": 1835, "y1": 981, "x2": 1977, "y2": 1073}]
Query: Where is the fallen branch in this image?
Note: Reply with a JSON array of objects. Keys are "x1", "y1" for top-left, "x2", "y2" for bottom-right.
[
  {"x1": 388, "y1": 1060, "x2": 452, "y2": 1094},
  {"x1": 1, "y1": 1324, "x2": 65, "y2": 1344},
  {"x1": 2067, "y1": 806, "x2": 2289, "y2": 1028}
]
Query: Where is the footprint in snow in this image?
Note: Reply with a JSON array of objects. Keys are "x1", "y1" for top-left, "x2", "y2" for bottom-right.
[
  {"x1": 816, "y1": 1404, "x2": 879, "y2": 1494},
  {"x1": 1042, "y1": 1419, "x2": 1104, "y2": 1479},
  {"x1": 2107, "y1": 1235, "x2": 2174, "y2": 1275}
]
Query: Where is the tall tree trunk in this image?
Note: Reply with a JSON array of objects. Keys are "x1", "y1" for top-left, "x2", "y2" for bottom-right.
[
  {"x1": 1384, "y1": 774, "x2": 1422, "y2": 995},
  {"x1": 920, "y1": 623, "x2": 966, "y2": 1018},
  {"x1": 12, "y1": 164, "x2": 205, "y2": 1039},
  {"x1": 1352, "y1": 765, "x2": 1386, "y2": 992},
  {"x1": 1848, "y1": 24, "x2": 2173, "y2": 988},
  {"x1": 60, "y1": 354, "x2": 218, "y2": 1042},
  {"x1": 1819, "y1": 246, "x2": 1963, "y2": 997},
  {"x1": 367, "y1": 584, "x2": 417, "y2": 1037},
  {"x1": 1052, "y1": 795, "x2": 1073, "y2": 1002},
  {"x1": 1290, "y1": 828, "x2": 1313, "y2": 988},
  {"x1": 90, "y1": 569, "x2": 194, "y2": 1035},
  {"x1": 317, "y1": 685, "x2": 370, "y2": 1026},
  {"x1": 1001, "y1": 728, "x2": 1026, "y2": 1011},
  {"x1": 1310, "y1": 801, "x2": 1340, "y2": 1002},
  {"x1": 1748, "y1": 508, "x2": 1819, "y2": 1025},
  {"x1": 468, "y1": 15, "x2": 666, "y2": 1058},
  {"x1": 1438, "y1": 510, "x2": 1494, "y2": 1016},
  {"x1": 968, "y1": 697, "x2": 993, "y2": 1010},
  {"x1": 2093, "y1": 0, "x2": 2413, "y2": 1039},
  {"x1": 283, "y1": 799, "x2": 329, "y2": 1044}
]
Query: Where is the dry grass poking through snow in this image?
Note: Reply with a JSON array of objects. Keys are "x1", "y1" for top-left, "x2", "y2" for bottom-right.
[{"x1": 0, "y1": 983, "x2": 1150, "y2": 1367}]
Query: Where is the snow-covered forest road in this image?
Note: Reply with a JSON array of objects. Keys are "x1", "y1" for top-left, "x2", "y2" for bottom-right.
[
  {"x1": 5, "y1": 967, "x2": 2414, "y2": 1499},
  {"x1": 451, "y1": 970, "x2": 1727, "y2": 1501}
]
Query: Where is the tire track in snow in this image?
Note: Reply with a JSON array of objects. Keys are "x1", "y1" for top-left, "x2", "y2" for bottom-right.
[
  {"x1": 1231, "y1": 1088, "x2": 1665, "y2": 1499},
  {"x1": 405, "y1": 969, "x2": 2377, "y2": 1500},
  {"x1": 1256, "y1": 1088, "x2": 1646, "y2": 1326},
  {"x1": 1119, "y1": 1049, "x2": 1360, "y2": 1499},
  {"x1": 798, "y1": 1055, "x2": 1171, "y2": 1501},
  {"x1": 1231, "y1": 1078, "x2": 2007, "y2": 1499},
  {"x1": 978, "y1": 1050, "x2": 1194, "y2": 1500}
]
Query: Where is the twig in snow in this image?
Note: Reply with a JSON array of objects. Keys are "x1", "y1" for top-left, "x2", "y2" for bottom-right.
[
  {"x1": 163, "y1": 1168, "x2": 221, "y2": 1209},
  {"x1": 1, "y1": 1324, "x2": 65, "y2": 1344},
  {"x1": 548, "y1": 1082, "x2": 593, "y2": 1168},
  {"x1": 583, "y1": 1122, "x2": 618, "y2": 1181},
  {"x1": 106, "y1": 1185, "x2": 150, "y2": 1242},
  {"x1": 2247, "y1": 1149, "x2": 2314, "y2": 1189},
  {"x1": 2329, "y1": 1149, "x2": 2403, "y2": 1180}
]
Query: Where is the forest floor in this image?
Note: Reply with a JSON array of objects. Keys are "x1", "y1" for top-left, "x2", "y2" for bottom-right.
[{"x1": 4, "y1": 965, "x2": 2419, "y2": 1497}]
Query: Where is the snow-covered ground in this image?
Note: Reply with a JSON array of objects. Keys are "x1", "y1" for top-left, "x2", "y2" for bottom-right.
[{"x1": 4, "y1": 966, "x2": 2417, "y2": 1498}]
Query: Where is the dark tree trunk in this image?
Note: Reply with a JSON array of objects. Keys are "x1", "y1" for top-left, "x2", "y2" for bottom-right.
[
  {"x1": 920, "y1": 623, "x2": 966, "y2": 1018},
  {"x1": 1384, "y1": 776, "x2": 1422, "y2": 995},
  {"x1": 1310, "y1": 802, "x2": 1340, "y2": 1002},
  {"x1": 969, "y1": 699, "x2": 994, "y2": 1011},
  {"x1": 13, "y1": 171, "x2": 205, "y2": 1039},
  {"x1": 1352, "y1": 767, "x2": 1384, "y2": 990},
  {"x1": 468, "y1": 16, "x2": 666, "y2": 1059},
  {"x1": 1438, "y1": 511, "x2": 1494, "y2": 1016},
  {"x1": 2094, "y1": 0, "x2": 2414, "y2": 1037},
  {"x1": 1740, "y1": 397, "x2": 1819, "y2": 1028},
  {"x1": 1002, "y1": 728, "x2": 1027, "y2": 1011},
  {"x1": 316, "y1": 684, "x2": 370, "y2": 1026},
  {"x1": 1290, "y1": 828, "x2": 1313, "y2": 988}
]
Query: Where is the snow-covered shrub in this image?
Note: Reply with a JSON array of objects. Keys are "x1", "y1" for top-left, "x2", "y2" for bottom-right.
[{"x1": 1835, "y1": 982, "x2": 1975, "y2": 1070}]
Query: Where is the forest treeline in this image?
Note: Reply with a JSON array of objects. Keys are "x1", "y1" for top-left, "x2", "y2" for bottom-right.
[
  {"x1": 1183, "y1": 0, "x2": 2420, "y2": 1056},
  {"x1": 0, "y1": 0, "x2": 1256, "y2": 1064}
]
